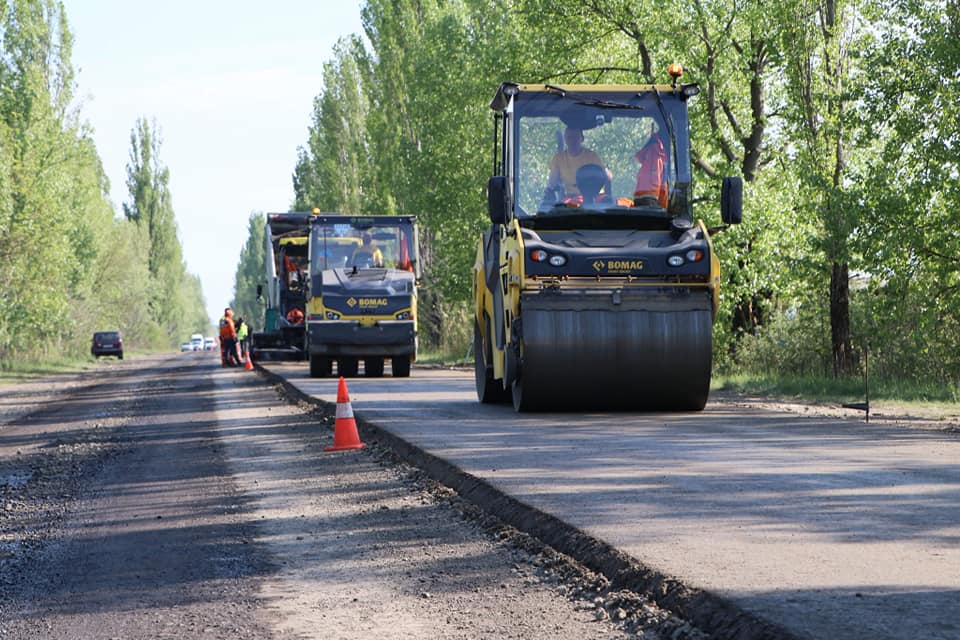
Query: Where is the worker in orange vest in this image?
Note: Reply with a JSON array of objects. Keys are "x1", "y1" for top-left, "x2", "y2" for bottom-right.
[
  {"x1": 219, "y1": 307, "x2": 238, "y2": 367},
  {"x1": 634, "y1": 125, "x2": 669, "y2": 208}
]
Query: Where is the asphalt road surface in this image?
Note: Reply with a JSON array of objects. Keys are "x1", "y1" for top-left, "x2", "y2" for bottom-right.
[
  {"x1": 1, "y1": 353, "x2": 700, "y2": 639},
  {"x1": 260, "y1": 361, "x2": 960, "y2": 640}
]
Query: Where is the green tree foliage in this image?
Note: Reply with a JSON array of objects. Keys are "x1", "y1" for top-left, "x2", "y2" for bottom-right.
[
  {"x1": 230, "y1": 212, "x2": 266, "y2": 331},
  {"x1": 293, "y1": 40, "x2": 368, "y2": 215},
  {"x1": 1, "y1": 0, "x2": 79, "y2": 356},
  {"x1": 775, "y1": 0, "x2": 870, "y2": 376},
  {"x1": 0, "y1": 0, "x2": 208, "y2": 362},
  {"x1": 123, "y1": 118, "x2": 209, "y2": 345},
  {"x1": 849, "y1": 0, "x2": 960, "y2": 384}
]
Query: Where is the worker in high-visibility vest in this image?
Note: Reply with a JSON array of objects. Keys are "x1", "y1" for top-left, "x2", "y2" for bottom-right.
[{"x1": 219, "y1": 308, "x2": 238, "y2": 367}]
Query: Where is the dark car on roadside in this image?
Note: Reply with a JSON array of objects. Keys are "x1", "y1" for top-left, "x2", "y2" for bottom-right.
[{"x1": 91, "y1": 330, "x2": 123, "y2": 360}]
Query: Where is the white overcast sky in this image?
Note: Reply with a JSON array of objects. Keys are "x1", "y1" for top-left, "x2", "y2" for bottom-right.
[{"x1": 66, "y1": 1, "x2": 364, "y2": 326}]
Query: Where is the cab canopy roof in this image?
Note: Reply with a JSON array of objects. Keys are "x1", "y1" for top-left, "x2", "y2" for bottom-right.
[
  {"x1": 489, "y1": 82, "x2": 696, "y2": 113},
  {"x1": 310, "y1": 214, "x2": 417, "y2": 226},
  {"x1": 265, "y1": 211, "x2": 321, "y2": 236}
]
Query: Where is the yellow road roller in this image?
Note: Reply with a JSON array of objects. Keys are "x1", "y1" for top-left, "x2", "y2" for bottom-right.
[{"x1": 473, "y1": 68, "x2": 743, "y2": 411}]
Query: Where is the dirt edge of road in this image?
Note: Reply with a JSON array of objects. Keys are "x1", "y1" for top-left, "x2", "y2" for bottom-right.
[{"x1": 256, "y1": 366, "x2": 800, "y2": 640}]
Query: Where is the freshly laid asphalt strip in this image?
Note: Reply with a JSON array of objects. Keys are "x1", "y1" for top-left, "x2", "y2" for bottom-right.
[{"x1": 254, "y1": 364, "x2": 798, "y2": 640}]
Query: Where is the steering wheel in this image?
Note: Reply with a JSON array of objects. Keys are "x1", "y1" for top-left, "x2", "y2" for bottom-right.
[{"x1": 352, "y1": 250, "x2": 374, "y2": 267}]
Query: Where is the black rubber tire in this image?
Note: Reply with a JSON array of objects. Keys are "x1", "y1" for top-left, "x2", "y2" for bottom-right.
[
  {"x1": 475, "y1": 320, "x2": 509, "y2": 403},
  {"x1": 338, "y1": 357, "x2": 359, "y2": 378},
  {"x1": 365, "y1": 357, "x2": 385, "y2": 377},
  {"x1": 391, "y1": 355, "x2": 411, "y2": 378},
  {"x1": 309, "y1": 354, "x2": 332, "y2": 378},
  {"x1": 511, "y1": 373, "x2": 541, "y2": 412}
]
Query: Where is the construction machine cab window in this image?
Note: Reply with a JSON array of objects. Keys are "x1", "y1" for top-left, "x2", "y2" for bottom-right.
[
  {"x1": 310, "y1": 220, "x2": 417, "y2": 274},
  {"x1": 513, "y1": 90, "x2": 692, "y2": 221},
  {"x1": 279, "y1": 237, "x2": 308, "y2": 292}
]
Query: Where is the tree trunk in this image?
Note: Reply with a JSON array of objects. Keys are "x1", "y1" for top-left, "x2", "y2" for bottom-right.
[
  {"x1": 830, "y1": 261, "x2": 853, "y2": 376},
  {"x1": 732, "y1": 296, "x2": 765, "y2": 338},
  {"x1": 417, "y1": 231, "x2": 443, "y2": 350}
]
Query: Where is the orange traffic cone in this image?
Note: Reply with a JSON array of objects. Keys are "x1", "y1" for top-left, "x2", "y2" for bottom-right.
[
  {"x1": 325, "y1": 377, "x2": 366, "y2": 452},
  {"x1": 244, "y1": 352, "x2": 254, "y2": 371}
]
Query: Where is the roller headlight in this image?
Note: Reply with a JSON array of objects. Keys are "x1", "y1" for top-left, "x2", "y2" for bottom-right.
[
  {"x1": 668, "y1": 250, "x2": 704, "y2": 267},
  {"x1": 326, "y1": 311, "x2": 341, "y2": 319},
  {"x1": 395, "y1": 311, "x2": 412, "y2": 320},
  {"x1": 531, "y1": 248, "x2": 567, "y2": 266}
]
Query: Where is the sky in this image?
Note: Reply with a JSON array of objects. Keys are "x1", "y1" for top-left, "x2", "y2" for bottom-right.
[{"x1": 66, "y1": 1, "x2": 365, "y2": 327}]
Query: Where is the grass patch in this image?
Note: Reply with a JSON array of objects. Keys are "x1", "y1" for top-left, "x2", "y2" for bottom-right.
[
  {"x1": 0, "y1": 347, "x2": 158, "y2": 384},
  {"x1": 0, "y1": 356, "x2": 96, "y2": 383},
  {"x1": 715, "y1": 372, "x2": 960, "y2": 406},
  {"x1": 416, "y1": 346, "x2": 472, "y2": 367}
]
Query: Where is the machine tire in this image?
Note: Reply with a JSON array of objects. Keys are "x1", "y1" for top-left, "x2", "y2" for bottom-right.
[
  {"x1": 365, "y1": 357, "x2": 385, "y2": 377},
  {"x1": 338, "y1": 357, "x2": 359, "y2": 378},
  {"x1": 391, "y1": 355, "x2": 411, "y2": 378},
  {"x1": 309, "y1": 354, "x2": 332, "y2": 378},
  {"x1": 511, "y1": 372, "x2": 541, "y2": 412},
  {"x1": 475, "y1": 320, "x2": 509, "y2": 403}
]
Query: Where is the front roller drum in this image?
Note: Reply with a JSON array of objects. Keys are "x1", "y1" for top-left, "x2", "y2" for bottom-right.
[{"x1": 512, "y1": 290, "x2": 713, "y2": 411}]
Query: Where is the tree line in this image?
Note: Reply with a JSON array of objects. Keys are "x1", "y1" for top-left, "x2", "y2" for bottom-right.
[
  {"x1": 0, "y1": 0, "x2": 208, "y2": 364},
  {"x1": 240, "y1": 0, "x2": 956, "y2": 389}
]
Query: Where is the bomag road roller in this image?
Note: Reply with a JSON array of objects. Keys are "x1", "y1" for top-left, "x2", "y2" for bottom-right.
[
  {"x1": 305, "y1": 213, "x2": 420, "y2": 378},
  {"x1": 473, "y1": 66, "x2": 743, "y2": 411}
]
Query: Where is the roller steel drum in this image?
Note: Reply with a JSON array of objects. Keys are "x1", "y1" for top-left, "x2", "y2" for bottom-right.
[{"x1": 512, "y1": 288, "x2": 713, "y2": 411}]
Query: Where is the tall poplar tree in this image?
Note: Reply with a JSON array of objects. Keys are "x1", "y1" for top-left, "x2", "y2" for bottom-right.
[
  {"x1": 0, "y1": 0, "x2": 118, "y2": 358},
  {"x1": 778, "y1": 0, "x2": 868, "y2": 376},
  {"x1": 123, "y1": 118, "x2": 207, "y2": 344}
]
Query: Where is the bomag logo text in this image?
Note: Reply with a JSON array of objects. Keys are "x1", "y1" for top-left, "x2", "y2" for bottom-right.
[
  {"x1": 357, "y1": 297, "x2": 388, "y2": 307},
  {"x1": 346, "y1": 297, "x2": 387, "y2": 309},
  {"x1": 593, "y1": 259, "x2": 644, "y2": 272}
]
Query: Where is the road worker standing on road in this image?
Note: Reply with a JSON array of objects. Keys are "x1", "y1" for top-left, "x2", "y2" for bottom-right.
[
  {"x1": 236, "y1": 317, "x2": 249, "y2": 363},
  {"x1": 219, "y1": 308, "x2": 238, "y2": 367}
]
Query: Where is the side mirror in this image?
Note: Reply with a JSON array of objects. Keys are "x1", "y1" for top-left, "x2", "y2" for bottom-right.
[
  {"x1": 487, "y1": 176, "x2": 508, "y2": 225},
  {"x1": 255, "y1": 284, "x2": 263, "y2": 301},
  {"x1": 721, "y1": 176, "x2": 743, "y2": 225}
]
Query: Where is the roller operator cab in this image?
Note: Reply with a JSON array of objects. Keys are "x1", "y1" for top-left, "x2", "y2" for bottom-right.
[
  {"x1": 305, "y1": 214, "x2": 420, "y2": 378},
  {"x1": 474, "y1": 69, "x2": 743, "y2": 411}
]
